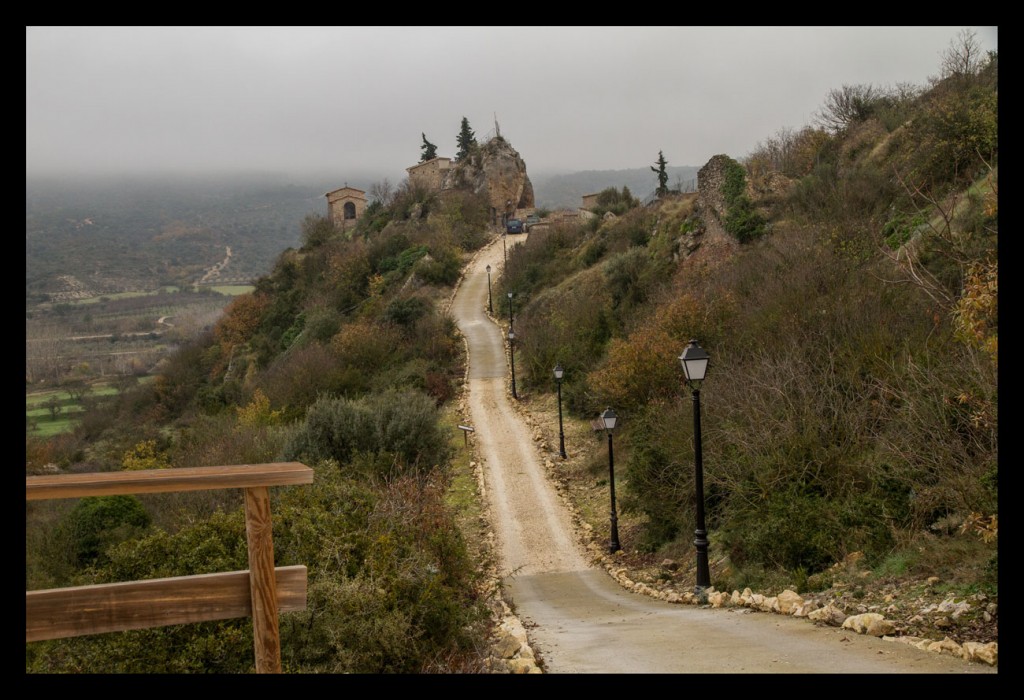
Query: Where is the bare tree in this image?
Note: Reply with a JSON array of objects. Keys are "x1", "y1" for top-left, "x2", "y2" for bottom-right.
[
  {"x1": 939, "y1": 28, "x2": 984, "y2": 82},
  {"x1": 815, "y1": 84, "x2": 879, "y2": 133},
  {"x1": 370, "y1": 178, "x2": 394, "y2": 206},
  {"x1": 26, "y1": 321, "x2": 70, "y2": 384}
]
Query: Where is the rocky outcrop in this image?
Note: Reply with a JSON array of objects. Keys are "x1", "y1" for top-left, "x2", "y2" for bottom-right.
[
  {"x1": 442, "y1": 136, "x2": 535, "y2": 216},
  {"x1": 696, "y1": 154, "x2": 737, "y2": 246}
]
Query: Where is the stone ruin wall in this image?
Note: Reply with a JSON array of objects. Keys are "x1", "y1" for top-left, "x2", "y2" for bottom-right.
[
  {"x1": 696, "y1": 154, "x2": 736, "y2": 246},
  {"x1": 408, "y1": 158, "x2": 452, "y2": 191}
]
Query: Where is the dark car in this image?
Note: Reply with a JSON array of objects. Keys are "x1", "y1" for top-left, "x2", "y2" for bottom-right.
[{"x1": 506, "y1": 218, "x2": 524, "y2": 234}]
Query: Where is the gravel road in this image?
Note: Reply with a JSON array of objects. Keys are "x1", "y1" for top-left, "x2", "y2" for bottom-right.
[{"x1": 450, "y1": 234, "x2": 995, "y2": 674}]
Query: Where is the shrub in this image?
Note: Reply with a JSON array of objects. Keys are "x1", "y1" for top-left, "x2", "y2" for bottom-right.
[
  {"x1": 588, "y1": 329, "x2": 679, "y2": 413},
  {"x1": 514, "y1": 266, "x2": 612, "y2": 393},
  {"x1": 718, "y1": 157, "x2": 768, "y2": 243},
  {"x1": 282, "y1": 390, "x2": 452, "y2": 477},
  {"x1": 591, "y1": 186, "x2": 639, "y2": 217},
  {"x1": 722, "y1": 486, "x2": 843, "y2": 573},
  {"x1": 620, "y1": 402, "x2": 692, "y2": 550},
  {"x1": 724, "y1": 195, "x2": 768, "y2": 243},
  {"x1": 501, "y1": 224, "x2": 588, "y2": 300},
  {"x1": 909, "y1": 85, "x2": 997, "y2": 187},
  {"x1": 414, "y1": 245, "x2": 462, "y2": 286},
  {"x1": 258, "y1": 342, "x2": 352, "y2": 412},
  {"x1": 383, "y1": 295, "x2": 430, "y2": 329},
  {"x1": 62, "y1": 495, "x2": 152, "y2": 566},
  {"x1": 603, "y1": 247, "x2": 671, "y2": 315}
]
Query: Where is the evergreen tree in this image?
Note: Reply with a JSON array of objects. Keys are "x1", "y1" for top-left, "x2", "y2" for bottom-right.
[
  {"x1": 455, "y1": 117, "x2": 477, "y2": 161},
  {"x1": 651, "y1": 151, "x2": 669, "y2": 197},
  {"x1": 420, "y1": 133, "x2": 438, "y2": 163}
]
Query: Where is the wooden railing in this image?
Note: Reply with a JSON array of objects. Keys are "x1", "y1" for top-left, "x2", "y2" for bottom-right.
[{"x1": 26, "y1": 462, "x2": 314, "y2": 673}]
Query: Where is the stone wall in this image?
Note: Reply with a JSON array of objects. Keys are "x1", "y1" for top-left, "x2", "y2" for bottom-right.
[
  {"x1": 407, "y1": 157, "x2": 453, "y2": 191},
  {"x1": 697, "y1": 154, "x2": 738, "y2": 246}
]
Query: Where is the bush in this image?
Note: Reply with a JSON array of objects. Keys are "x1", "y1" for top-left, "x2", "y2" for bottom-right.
[
  {"x1": 724, "y1": 195, "x2": 768, "y2": 243},
  {"x1": 603, "y1": 247, "x2": 671, "y2": 315},
  {"x1": 719, "y1": 157, "x2": 768, "y2": 243},
  {"x1": 909, "y1": 84, "x2": 997, "y2": 187},
  {"x1": 383, "y1": 295, "x2": 430, "y2": 329},
  {"x1": 501, "y1": 224, "x2": 589, "y2": 301},
  {"x1": 513, "y1": 266, "x2": 612, "y2": 394},
  {"x1": 62, "y1": 495, "x2": 152, "y2": 566},
  {"x1": 282, "y1": 390, "x2": 452, "y2": 478},
  {"x1": 414, "y1": 245, "x2": 462, "y2": 286},
  {"x1": 722, "y1": 486, "x2": 844, "y2": 573},
  {"x1": 588, "y1": 329, "x2": 679, "y2": 413},
  {"x1": 621, "y1": 403, "x2": 691, "y2": 550},
  {"x1": 258, "y1": 342, "x2": 352, "y2": 413}
]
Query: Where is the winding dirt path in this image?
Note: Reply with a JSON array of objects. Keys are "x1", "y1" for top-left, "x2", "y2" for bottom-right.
[{"x1": 451, "y1": 235, "x2": 994, "y2": 674}]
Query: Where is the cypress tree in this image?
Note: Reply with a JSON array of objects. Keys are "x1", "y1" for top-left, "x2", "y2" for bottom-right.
[
  {"x1": 420, "y1": 133, "x2": 438, "y2": 162},
  {"x1": 651, "y1": 151, "x2": 669, "y2": 197},
  {"x1": 455, "y1": 117, "x2": 477, "y2": 161}
]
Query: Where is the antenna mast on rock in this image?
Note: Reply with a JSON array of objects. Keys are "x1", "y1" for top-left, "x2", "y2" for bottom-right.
[{"x1": 494, "y1": 113, "x2": 501, "y2": 139}]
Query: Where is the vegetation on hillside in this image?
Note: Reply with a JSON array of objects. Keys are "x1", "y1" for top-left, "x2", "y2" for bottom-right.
[
  {"x1": 25, "y1": 31, "x2": 997, "y2": 670},
  {"x1": 505, "y1": 37, "x2": 996, "y2": 599},
  {"x1": 26, "y1": 179, "x2": 497, "y2": 672}
]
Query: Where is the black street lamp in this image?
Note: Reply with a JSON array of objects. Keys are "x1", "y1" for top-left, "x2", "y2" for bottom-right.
[
  {"x1": 502, "y1": 231, "x2": 508, "y2": 265},
  {"x1": 486, "y1": 264, "x2": 493, "y2": 314},
  {"x1": 507, "y1": 291, "x2": 514, "y2": 332},
  {"x1": 679, "y1": 339, "x2": 711, "y2": 593},
  {"x1": 601, "y1": 407, "x2": 621, "y2": 554},
  {"x1": 508, "y1": 329, "x2": 518, "y2": 399},
  {"x1": 554, "y1": 364, "x2": 567, "y2": 459}
]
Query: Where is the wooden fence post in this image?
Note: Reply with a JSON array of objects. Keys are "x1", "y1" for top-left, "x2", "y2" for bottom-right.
[{"x1": 244, "y1": 486, "x2": 281, "y2": 673}]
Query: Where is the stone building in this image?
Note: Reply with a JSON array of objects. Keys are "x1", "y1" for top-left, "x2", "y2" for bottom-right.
[
  {"x1": 325, "y1": 186, "x2": 368, "y2": 227},
  {"x1": 406, "y1": 157, "x2": 453, "y2": 191},
  {"x1": 581, "y1": 192, "x2": 601, "y2": 210}
]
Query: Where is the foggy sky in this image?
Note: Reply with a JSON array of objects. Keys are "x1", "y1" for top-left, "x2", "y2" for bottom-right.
[{"x1": 26, "y1": 26, "x2": 998, "y2": 182}]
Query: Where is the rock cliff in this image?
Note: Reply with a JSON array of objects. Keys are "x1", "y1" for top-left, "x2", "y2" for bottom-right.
[{"x1": 443, "y1": 136, "x2": 535, "y2": 216}]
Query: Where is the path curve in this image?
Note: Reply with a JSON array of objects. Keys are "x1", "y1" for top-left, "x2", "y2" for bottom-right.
[{"x1": 451, "y1": 235, "x2": 994, "y2": 674}]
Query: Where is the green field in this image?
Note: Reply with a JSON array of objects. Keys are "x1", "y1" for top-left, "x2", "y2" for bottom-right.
[
  {"x1": 26, "y1": 378, "x2": 152, "y2": 437},
  {"x1": 41, "y1": 284, "x2": 247, "y2": 311},
  {"x1": 207, "y1": 285, "x2": 255, "y2": 296},
  {"x1": 26, "y1": 389, "x2": 84, "y2": 437},
  {"x1": 67, "y1": 287, "x2": 181, "y2": 305}
]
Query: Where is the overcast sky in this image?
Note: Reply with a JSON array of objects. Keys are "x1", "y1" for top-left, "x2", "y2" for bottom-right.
[{"x1": 26, "y1": 26, "x2": 998, "y2": 182}]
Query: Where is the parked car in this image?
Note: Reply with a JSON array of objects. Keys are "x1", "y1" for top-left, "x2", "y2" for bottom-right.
[
  {"x1": 506, "y1": 218, "x2": 524, "y2": 234},
  {"x1": 523, "y1": 214, "x2": 541, "y2": 232}
]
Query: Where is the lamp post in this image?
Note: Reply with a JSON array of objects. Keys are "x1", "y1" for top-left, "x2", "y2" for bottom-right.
[
  {"x1": 679, "y1": 339, "x2": 711, "y2": 592},
  {"x1": 554, "y1": 364, "x2": 567, "y2": 459},
  {"x1": 507, "y1": 291, "x2": 514, "y2": 332},
  {"x1": 502, "y1": 231, "x2": 507, "y2": 265},
  {"x1": 486, "y1": 264, "x2": 493, "y2": 314},
  {"x1": 601, "y1": 407, "x2": 621, "y2": 554},
  {"x1": 508, "y1": 329, "x2": 518, "y2": 399}
]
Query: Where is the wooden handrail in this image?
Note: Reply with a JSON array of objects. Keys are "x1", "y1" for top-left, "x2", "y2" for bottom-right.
[
  {"x1": 26, "y1": 461, "x2": 313, "y2": 500},
  {"x1": 27, "y1": 566, "x2": 307, "y2": 643},
  {"x1": 26, "y1": 462, "x2": 314, "y2": 673}
]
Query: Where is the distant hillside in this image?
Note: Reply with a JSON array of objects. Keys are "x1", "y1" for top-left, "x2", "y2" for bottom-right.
[
  {"x1": 531, "y1": 166, "x2": 700, "y2": 210},
  {"x1": 25, "y1": 173, "x2": 346, "y2": 299}
]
